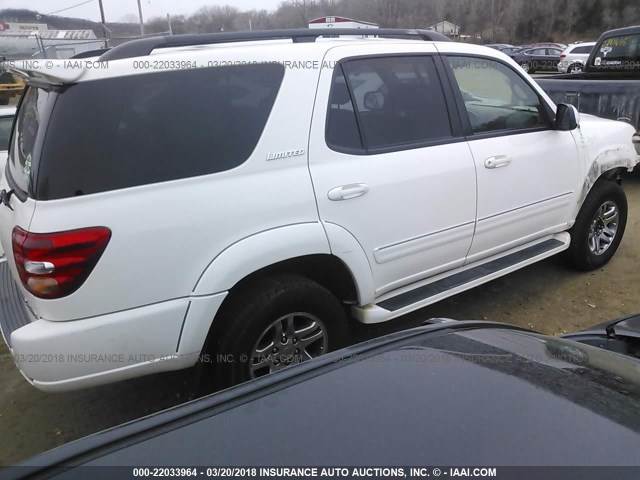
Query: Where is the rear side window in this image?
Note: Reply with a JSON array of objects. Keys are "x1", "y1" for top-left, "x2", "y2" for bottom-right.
[
  {"x1": 327, "y1": 56, "x2": 452, "y2": 152},
  {"x1": 34, "y1": 64, "x2": 284, "y2": 200},
  {"x1": 592, "y1": 34, "x2": 640, "y2": 70},
  {"x1": 572, "y1": 45, "x2": 593, "y2": 54}
]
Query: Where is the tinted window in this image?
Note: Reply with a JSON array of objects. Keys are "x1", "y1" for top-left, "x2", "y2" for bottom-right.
[
  {"x1": 592, "y1": 34, "x2": 640, "y2": 70},
  {"x1": 547, "y1": 49, "x2": 563, "y2": 55},
  {"x1": 330, "y1": 56, "x2": 452, "y2": 150},
  {"x1": 448, "y1": 56, "x2": 551, "y2": 134},
  {"x1": 572, "y1": 45, "x2": 593, "y2": 54},
  {"x1": 8, "y1": 87, "x2": 50, "y2": 194},
  {"x1": 33, "y1": 64, "x2": 284, "y2": 200},
  {"x1": 0, "y1": 115, "x2": 14, "y2": 150},
  {"x1": 529, "y1": 49, "x2": 546, "y2": 55},
  {"x1": 326, "y1": 69, "x2": 362, "y2": 151}
]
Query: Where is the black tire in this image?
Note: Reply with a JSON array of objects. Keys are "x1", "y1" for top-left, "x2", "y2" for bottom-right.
[
  {"x1": 200, "y1": 274, "x2": 348, "y2": 391},
  {"x1": 565, "y1": 180, "x2": 627, "y2": 271}
]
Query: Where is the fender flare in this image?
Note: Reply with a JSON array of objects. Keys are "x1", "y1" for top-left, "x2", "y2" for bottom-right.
[
  {"x1": 179, "y1": 222, "x2": 374, "y2": 356},
  {"x1": 191, "y1": 221, "x2": 375, "y2": 303}
]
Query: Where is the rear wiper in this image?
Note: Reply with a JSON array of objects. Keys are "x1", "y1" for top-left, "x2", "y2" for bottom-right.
[{"x1": 0, "y1": 189, "x2": 14, "y2": 210}]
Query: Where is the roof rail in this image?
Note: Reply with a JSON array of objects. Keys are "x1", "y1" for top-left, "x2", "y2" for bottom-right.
[
  {"x1": 71, "y1": 48, "x2": 111, "y2": 59},
  {"x1": 98, "y1": 28, "x2": 451, "y2": 62}
]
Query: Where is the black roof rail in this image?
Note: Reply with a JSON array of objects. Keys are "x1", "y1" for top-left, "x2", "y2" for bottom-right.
[
  {"x1": 98, "y1": 28, "x2": 451, "y2": 62},
  {"x1": 71, "y1": 48, "x2": 111, "y2": 59}
]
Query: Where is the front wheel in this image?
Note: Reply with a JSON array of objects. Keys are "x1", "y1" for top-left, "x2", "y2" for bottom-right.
[
  {"x1": 201, "y1": 274, "x2": 348, "y2": 391},
  {"x1": 564, "y1": 180, "x2": 627, "y2": 271}
]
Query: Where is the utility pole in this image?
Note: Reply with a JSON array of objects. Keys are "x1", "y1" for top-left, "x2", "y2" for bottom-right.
[
  {"x1": 137, "y1": 0, "x2": 145, "y2": 36},
  {"x1": 98, "y1": 0, "x2": 108, "y2": 48},
  {"x1": 167, "y1": 13, "x2": 173, "y2": 35}
]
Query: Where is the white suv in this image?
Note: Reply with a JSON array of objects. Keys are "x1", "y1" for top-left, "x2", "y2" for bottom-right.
[
  {"x1": 558, "y1": 42, "x2": 596, "y2": 73},
  {"x1": 0, "y1": 29, "x2": 638, "y2": 392}
]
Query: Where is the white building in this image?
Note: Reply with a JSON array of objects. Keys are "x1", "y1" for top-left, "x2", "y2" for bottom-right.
[
  {"x1": 0, "y1": 22, "x2": 48, "y2": 33},
  {"x1": 428, "y1": 20, "x2": 461, "y2": 38},
  {"x1": 309, "y1": 16, "x2": 379, "y2": 30}
]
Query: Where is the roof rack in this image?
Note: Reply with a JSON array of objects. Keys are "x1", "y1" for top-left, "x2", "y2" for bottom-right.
[
  {"x1": 71, "y1": 48, "x2": 111, "y2": 59},
  {"x1": 98, "y1": 28, "x2": 451, "y2": 62}
]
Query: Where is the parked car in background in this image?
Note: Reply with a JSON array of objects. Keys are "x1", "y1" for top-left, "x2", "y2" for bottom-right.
[
  {"x1": 10, "y1": 317, "x2": 640, "y2": 472},
  {"x1": 0, "y1": 29, "x2": 637, "y2": 394},
  {"x1": 0, "y1": 106, "x2": 15, "y2": 261},
  {"x1": 513, "y1": 46, "x2": 564, "y2": 73},
  {"x1": 0, "y1": 72, "x2": 24, "y2": 105},
  {"x1": 485, "y1": 43, "x2": 514, "y2": 50},
  {"x1": 501, "y1": 45, "x2": 529, "y2": 57},
  {"x1": 533, "y1": 42, "x2": 568, "y2": 50},
  {"x1": 558, "y1": 42, "x2": 596, "y2": 73},
  {"x1": 0, "y1": 105, "x2": 15, "y2": 154},
  {"x1": 537, "y1": 25, "x2": 640, "y2": 156}
]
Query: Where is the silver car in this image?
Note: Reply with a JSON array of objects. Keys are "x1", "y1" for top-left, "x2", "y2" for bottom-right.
[{"x1": 558, "y1": 42, "x2": 596, "y2": 73}]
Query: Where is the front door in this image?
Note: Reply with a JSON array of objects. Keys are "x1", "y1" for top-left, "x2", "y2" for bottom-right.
[{"x1": 443, "y1": 54, "x2": 579, "y2": 263}]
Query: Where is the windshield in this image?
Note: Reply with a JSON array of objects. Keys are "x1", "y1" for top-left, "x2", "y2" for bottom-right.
[
  {"x1": 592, "y1": 33, "x2": 640, "y2": 70},
  {"x1": 7, "y1": 86, "x2": 51, "y2": 195}
]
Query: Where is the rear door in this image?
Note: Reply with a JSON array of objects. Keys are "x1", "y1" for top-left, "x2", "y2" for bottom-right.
[
  {"x1": 309, "y1": 46, "x2": 477, "y2": 297},
  {"x1": 546, "y1": 48, "x2": 563, "y2": 71},
  {"x1": 441, "y1": 54, "x2": 579, "y2": 263}
]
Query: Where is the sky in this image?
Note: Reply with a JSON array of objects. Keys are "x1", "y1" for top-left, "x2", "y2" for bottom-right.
[{"x1": 1, "y1": 0, "x2": 283, "y2": 22}]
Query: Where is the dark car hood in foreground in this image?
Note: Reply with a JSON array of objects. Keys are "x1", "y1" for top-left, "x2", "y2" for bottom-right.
[{"x1": 13, "y1": 322, "x2": 640, "y2": 473}]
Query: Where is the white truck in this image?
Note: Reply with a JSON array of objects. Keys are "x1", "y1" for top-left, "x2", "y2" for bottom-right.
[{"x1": 0, "y1": 29, "x2": 637, "y2": 392}]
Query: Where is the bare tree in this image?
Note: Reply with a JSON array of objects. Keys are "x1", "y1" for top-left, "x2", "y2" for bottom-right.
[{"x1": 292, "y1": 0, "x2": 316, "y2": 24}]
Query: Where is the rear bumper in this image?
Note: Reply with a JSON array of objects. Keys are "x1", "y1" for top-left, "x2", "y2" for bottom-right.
[{"x1": 0, "y1": 262, "x2": 205, "y2": 392}]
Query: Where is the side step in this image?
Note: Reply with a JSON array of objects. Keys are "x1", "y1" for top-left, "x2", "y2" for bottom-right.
[{"x1": 353, "y1": 234, "x2": 570, "y2": 324}]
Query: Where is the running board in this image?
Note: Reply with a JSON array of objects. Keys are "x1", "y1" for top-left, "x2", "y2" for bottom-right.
[{"x1": 353, "y1": 234, "x2": 570, "y2": 324}]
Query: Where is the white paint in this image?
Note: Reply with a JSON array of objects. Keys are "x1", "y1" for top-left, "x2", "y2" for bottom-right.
[{"x1": 1, "y1": 38, "x2": 638, "y2": 391}]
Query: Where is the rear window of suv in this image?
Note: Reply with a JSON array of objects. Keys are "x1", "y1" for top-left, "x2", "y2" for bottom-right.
[{"x1": 11, "y1": 64, "x2": 284, "y2": 200}]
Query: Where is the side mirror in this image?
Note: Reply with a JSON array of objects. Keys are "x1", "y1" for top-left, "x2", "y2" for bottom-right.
[{"x1": 555, "y1": 103, "x2": 580, "y2": 131}]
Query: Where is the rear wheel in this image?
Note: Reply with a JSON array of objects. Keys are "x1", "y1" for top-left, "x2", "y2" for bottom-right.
[
  {"x1": 520, "y1": 62, "x2": 532, "y2": 73},
  {"x1": 565, "y1": 180, "x2": 627, "y2": 271},
  {"x1": 568, "y1": 63, "x2": 583, "y2": 74},
  {"x1": 200, "y1": 274, "x2": 348, "y2": 391}
]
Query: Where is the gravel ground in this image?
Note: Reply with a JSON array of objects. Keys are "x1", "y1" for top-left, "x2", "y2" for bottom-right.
[{"x1": 1, "y1": 175, "x2": 639, "y2": 466}]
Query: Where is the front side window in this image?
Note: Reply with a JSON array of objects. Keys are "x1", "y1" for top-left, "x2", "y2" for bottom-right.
[
  {"x1": 447, "y1": 56, "x2": 551, "y2": 134},
  {"x1": 327, "y1": 56, "x2": 452, "y2": 151}
]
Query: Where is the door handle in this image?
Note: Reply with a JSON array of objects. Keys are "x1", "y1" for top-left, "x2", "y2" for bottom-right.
[
  {"x1": 484, "y1": 155, "x2": 511, "y2": 169},
  {"x1": 328, "y1": 184, "x2": 369, "y2": 201}
]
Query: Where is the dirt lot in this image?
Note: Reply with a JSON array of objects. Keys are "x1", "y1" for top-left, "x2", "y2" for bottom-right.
[{"x1": 1, "y1": 175, "x2": 640, "y2": 466}]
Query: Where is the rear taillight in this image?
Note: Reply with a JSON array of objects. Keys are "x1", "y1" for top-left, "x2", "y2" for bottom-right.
[
  {"x1": 12, "y1": 227, "x2": 111, "y2": 299},
  {"x1": 560, "y1": 54, "x2": 567, "y2": 59}
]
